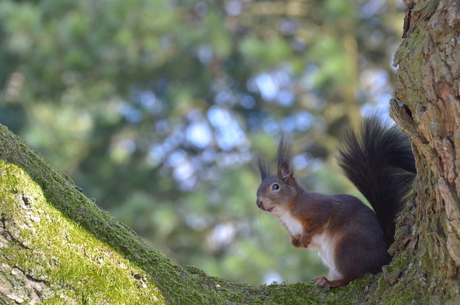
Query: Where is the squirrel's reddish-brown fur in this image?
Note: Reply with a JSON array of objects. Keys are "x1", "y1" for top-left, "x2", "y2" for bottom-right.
[{"x1": 256, "y1": 116, "x2": 415, "y2": 290}]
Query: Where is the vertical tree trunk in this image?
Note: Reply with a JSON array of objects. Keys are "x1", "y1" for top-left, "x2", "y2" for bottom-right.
[{"x1": 389, "y1": 0, "x2": 460, "y2": 303}]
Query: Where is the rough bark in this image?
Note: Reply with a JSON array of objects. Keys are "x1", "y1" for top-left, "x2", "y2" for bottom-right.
[
  {"x1": 1, "y1": 0, "x2": 459, "y2": 304},
  {"x1": 389, "y1": 0, "x2": 460, "y2": 303}
]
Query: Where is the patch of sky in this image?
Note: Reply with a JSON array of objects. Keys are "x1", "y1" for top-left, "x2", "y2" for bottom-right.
[
  {"x1": 139, "y1": 90, "x2": 162, "y2": 113},
  {"x1": 118, "y1": 102, "x2": 142, "y2": 123},
  {"x1": 255, "y1": 73, "x2": 277, "y2": 101},
  {"x1": 186, "y1": 213, "x2": 212, "y2": 231},
  {"x1": 165, "y1": 150, "x2": 187, "y2": 168},
  {"x1": 247, "y1": 112, "x2": 262, "y2": 131},
  {"x1": 291, "y1": 36, "x2": 307, "y2": 52},
  {"x1": 359, "y1": 67, "x2": 393, "y2": 117},
  {"x1": 195, "y1": 2, "x2": 209, "y2": 15},
  {"x1": 263, "y1": 270, "x2": 283, "y2": 285},
  {"x1": 360, "y1": 0, "x2": 386, "y2": 19},
  {"x1": 240, "y1": 95, "x2": 256, "y2": 109},
  {"x1": 253, "y1": 70, "x2": 295, "y2": 105},
  {"x1": 276, "y1": 89, "x2": 294, "y2": 107},
  {"x1": 246, "y1": 77, "x2": 258, "y2": 93},
  {"x1": 208, "y1": 223, "x2": 237, "y2": 250},
  {"x1": 294, "y1": 111, "x2": 314, "y2": 131},
  {"x1": 207, "y1": 106, "x2": 246, "y2": 151},
  {"x1": 262, "y1": 117, "x2": 280, "y2": 136},
  {"x1": 186, "y1": 122, "x2": 212, "y2": 149},
  {"x1": 155, "y1": 119, "x2": 170, "y2": 136},
  {"x1": 293, "y1": 154, "x2": 311, "y2": 170},
  {"x1": 197, "y1": 44, "x2": 213, "y2": 66},
  {"x1": 360, "y1": 68, "x2": 391, "y2": 96},
  {"x1": 300, "y1": 65, "x2": 319, "y2": 91},
  {"x1": 147, "y1": 144, "x2": 165, "y2": 167},
  {"x1": 215, "y1": 88, "x2": 232, "y2": 104},
  {"x1": 278, "y1": 19, "x2": 298, "y2": 36},
  {"x1": 226, "y1": 1, "x2": 242, "y2": 16},
  {"x1": 173, "y1": 159, "x2": 196, "y2": 191},
  {"x1": 361, "y1": 93, "x2": 392, "y2": 117},
  {"x1": 280, "y1": 116, "x2": 296, "y2": 133}
]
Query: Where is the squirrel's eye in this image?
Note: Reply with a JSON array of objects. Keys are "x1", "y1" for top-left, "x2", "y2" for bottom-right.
[{"x1": 272, "y1": 183, "x2": 280, "y2": 191}]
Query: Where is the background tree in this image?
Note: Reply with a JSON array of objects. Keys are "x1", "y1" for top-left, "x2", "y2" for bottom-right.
[{"x1": 1, "y1": 0, "x2": 405, "y2": 285}]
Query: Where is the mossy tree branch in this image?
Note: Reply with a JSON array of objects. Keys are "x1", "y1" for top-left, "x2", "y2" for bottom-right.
[{"x1": 0, "y1": 124, "x2": 376, "y2": 304}]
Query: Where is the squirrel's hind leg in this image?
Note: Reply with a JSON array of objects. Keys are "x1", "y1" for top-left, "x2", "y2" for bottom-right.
[{"x1": 312, "y1": 277, "x2": 350, "y2": 291}]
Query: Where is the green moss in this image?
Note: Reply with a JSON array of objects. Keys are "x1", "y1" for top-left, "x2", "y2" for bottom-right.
[{"x1": 0, "y1": 160, "x2": 165, "y2": 304}]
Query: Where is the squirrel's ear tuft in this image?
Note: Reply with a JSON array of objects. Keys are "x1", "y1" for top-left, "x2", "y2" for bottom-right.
[
  {"x1": 257, "y1": 154, "x2": 271, "y2": 180},
  {"x1": 277, "y1": 137, "x2": 294, "y2": 183},
  {"x1": 278, "y1": 161, "x2": 294, "y2": 182},
  {"x1": 277, "y1": 137, "x2": 292, "y2": 166}
]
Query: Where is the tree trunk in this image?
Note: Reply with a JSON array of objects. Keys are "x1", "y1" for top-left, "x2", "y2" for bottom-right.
[
  {"x1": 1, "y1": 0, "x2": 459, "y2": 304},
  {"x1": 388, "y1": 0, "x2": 460, "y2": 303}
]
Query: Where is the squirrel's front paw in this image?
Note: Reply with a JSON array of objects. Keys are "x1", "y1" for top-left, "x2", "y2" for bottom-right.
[{"x1": 291, "y1": 235, "x2": 303, "y2": 247}]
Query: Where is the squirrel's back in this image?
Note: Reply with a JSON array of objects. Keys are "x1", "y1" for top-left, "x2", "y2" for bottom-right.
[{"x1": 336, "y1": 116, "x2": 416, "y2": 248}]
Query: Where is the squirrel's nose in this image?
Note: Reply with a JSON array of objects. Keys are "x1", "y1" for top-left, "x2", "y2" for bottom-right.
[{"x1": 256, "y1": 199, "x2": 264, "y2": 209}]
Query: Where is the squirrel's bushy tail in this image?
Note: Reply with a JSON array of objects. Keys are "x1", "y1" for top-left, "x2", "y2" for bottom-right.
[{"x1": 337, "y1": 116, "x2": 416, "y2": 248}]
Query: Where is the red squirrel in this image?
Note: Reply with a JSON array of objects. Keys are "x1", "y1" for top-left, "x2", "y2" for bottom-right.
[{"x1": 256, "y1": 117, "x2": 416, "y2": 290}]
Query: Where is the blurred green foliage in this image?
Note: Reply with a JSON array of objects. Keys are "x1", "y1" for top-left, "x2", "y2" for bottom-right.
[{"x1": 0, "y1": 0, "x2": 404, "y2": 285}]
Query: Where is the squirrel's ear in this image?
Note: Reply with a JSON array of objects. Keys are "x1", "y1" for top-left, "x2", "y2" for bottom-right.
[
  {"x1": 277, "y1": 137, "x2": 294, "y2": 183},
  {"x1": 278, "y1": 161, "x2": 294, "y2": 183}
]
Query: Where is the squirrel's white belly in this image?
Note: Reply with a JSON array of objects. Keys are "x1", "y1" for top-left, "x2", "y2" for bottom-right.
[
  {"x1": 310, "y1": 233, "x2": 341, "y2": 280},
  {"x1": 276, "y1": 211, "x2": 342, "y2": 280}
]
